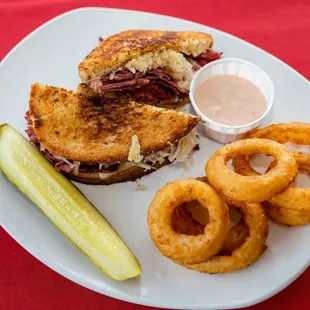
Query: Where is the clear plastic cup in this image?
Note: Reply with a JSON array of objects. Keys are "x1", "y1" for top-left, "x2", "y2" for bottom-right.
[{"x1": 189, "y1": 58, "x2": 274, "y2": 144}]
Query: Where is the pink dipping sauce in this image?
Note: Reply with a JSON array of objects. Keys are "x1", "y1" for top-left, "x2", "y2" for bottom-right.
[{"x1": 194, "y1": 74, "x2": 266, "y2": 126}]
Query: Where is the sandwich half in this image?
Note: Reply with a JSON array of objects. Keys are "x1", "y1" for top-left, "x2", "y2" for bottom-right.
[
  {"x1": 25, "y1": 83, "x2": 200, "y2": 185},
  {"x1": 77, "y1": 30, "x2": 222, "y2": 108}
]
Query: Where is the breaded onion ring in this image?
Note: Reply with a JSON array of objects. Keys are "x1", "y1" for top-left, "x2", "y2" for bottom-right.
[
  {"x1": 171, "y1": 203, "x2": 249, "y2": 255},
  {"x1": 147, "y1": 179, "x2": 230, "y2": 264},
  {"x1": 175, "y1": 201, "x2": 269, "y2": 273},
  {"x1": 220, "y1": 222, "x2": 249, "y2": 256},
  {"x1": 171, "y1": 204, "x2": 205, "y2": 236},
  {"x1": 233, "y1": 152, "x2": 310, "y2": 226},
  {"x1": 246, "y1": 122, "x2": 310, "y2": 144},
  {"x1": 205, "y1": 138, "x2": 298, "y2": 202},
  {"x1": 181, "y1": 199, "x2": 249, "y2": 255},
  {"x1": 184, "y1": 176, "x2": 251, "y2": 256}
]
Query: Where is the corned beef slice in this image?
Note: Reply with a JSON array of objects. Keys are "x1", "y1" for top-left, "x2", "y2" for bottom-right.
[
  {"x1": 194, "y1": 50, "x2": 223, "y2": 67},
  {"x1": 89, "y1": 68, "x2": 187, "y2": 104},
  {"x1": 88, "y1": 49, "x2": 222, "y2": 99}
]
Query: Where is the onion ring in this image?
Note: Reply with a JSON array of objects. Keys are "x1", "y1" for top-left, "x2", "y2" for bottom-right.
[
  {"x1": 185, "y1": 199, "x2": 210, "y2": 226},
  {"x1": 175, "y1": 201, "x2": 269, "y2": 273},
  {"x1": 220, "y1": 222, "x2": 249, "y2": 256},
  {"x1": 246, "y1": 122, "x2": 310, "y2": 144},
  {"x1": 205, "y1": 138, "x2": 298, "y2": 202},
  {"x1": 171, "y1": 204, "x2": 205, "y2": 236},
  {"x1": 171, "y1": 202, "x2": 249, "y2": 255},
  {"x1": 233, "y1": 152, "x2": 310, "y2": 226},
  {"x1": 147, "y1": 178, "x2": 230, "y2": 264}
]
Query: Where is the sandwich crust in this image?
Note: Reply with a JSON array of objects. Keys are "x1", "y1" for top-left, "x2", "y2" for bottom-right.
[
  {"x1": 29, "y1": 83, "x2": 200, "y2": 164},
  {"x1": 78, "y1": 30, "x2": 213, "y2": 81}
]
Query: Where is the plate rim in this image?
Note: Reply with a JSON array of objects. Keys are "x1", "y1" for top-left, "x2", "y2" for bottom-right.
[{"x1": 0, "y1": 6, "x2": 309, "y2": 310}]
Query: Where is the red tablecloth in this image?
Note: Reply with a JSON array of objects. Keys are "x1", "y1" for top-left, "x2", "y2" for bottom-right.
[{"x1": 0, "y1": 1, "x2": 309, "y2": 309}]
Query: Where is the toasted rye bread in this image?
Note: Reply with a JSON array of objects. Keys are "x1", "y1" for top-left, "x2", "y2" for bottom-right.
[
  {"x1": 29, "y1": 83, "x2": 200, "y2": 164},
  {"x1": 69, "y1": 159, "x2": 170, "y2": 185},
  {"x1": 76, "y1": 83, "x2": 189, "y2": 109},
  {"x1": 78, "y1": 30, "x2": 213, "y2": 81}
]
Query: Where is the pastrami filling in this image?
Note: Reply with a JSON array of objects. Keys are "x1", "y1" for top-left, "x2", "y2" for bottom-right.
[
  {"x1": 191, "y1": 49, "x2": 223, "y2": 69},
  {"x1": 84, "y1": 49, "x2": 222, "y2": 104}
]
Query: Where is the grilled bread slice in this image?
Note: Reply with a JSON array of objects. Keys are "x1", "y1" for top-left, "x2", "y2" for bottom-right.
[
  {"x1": 77, "y1": 30, "x2": 216, "y2": 108},
  {"x1": 78, "y1": 30, "x2": 213, "y2": 81},
  {"x1": 27, "y1": 83, "x2": 200, "y2": 184}
]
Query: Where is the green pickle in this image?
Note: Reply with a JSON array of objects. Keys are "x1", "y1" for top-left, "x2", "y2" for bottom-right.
[{"x1": 0, "y1": 124, "x2": 141, "y2": 281}]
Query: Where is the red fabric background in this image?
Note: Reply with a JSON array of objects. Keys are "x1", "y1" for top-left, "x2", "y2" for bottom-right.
[{"x1": 0, "y1": 1, "x2": 309, "y2": 309}]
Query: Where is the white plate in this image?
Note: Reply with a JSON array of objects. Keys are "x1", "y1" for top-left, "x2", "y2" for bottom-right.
[{"x1": 0, "y1": 7, "x2": 309, "y2": 310}]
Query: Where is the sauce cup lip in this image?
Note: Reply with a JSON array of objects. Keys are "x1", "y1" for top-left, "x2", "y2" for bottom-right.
[{"x1": 189, "y1": 57, "x2": 275, "y2": 130}]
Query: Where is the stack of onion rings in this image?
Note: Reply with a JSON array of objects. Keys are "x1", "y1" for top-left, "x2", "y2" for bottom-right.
[
  {"x1": 170, "y1": 177, "x2": 268, "y2": 273},
  {"x1": 172, "y1": 201, "x2": 250, "y2": 256},
  {"x1": 172, "y1": 205, "x2": 250, "y2": 256},
  {"x1": 175, "y1": 201, "x2": 268, "y2": 273},
  {"x1": 148, "y1": 176, "x2": 268, "y2": 273},
  {"x1": 147, "y1": 123, "x2": 309, "y2": 274},
  {"x1": 232, "y1": 122, "x2": 310, "y2": 226}
]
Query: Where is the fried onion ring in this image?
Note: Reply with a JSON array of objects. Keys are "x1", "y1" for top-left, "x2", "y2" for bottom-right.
[
  {"x1": 246, "y1": 122, "x2": 310, "y2": 144},
  {"x1": 175, "y1": 201, "x2": 269, "y2": 273},
  {"x1": 171, "y1": 202, "x2": 249, "y2": 255},
  {"x1": 205, "y1": 138, "x2": 298, "y2": 202},
  {"x1": 220, "y1": 222, "x2": 249, "y2": 256},
  {"x1": 171, "y1": 204, "x2": 205, "y2": 236},
  {"x1": 185, "y1": 200, "x2": 210, "y2": 226},
  {"x1": 147, "y1": 178, "x2": 230, "y2": 264},
  {"x1": 233, "y1": 152, "x2": 310, "y2": 226}
]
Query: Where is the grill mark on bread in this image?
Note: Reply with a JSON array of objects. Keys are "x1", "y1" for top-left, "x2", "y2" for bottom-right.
[{"x1": 34, "y1": 119, "x2": 42, "y2": 128}]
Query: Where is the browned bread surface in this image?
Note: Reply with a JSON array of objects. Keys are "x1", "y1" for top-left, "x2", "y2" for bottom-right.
[
  {"x1": 29, "y1": 83, "x2": 199, "y2": 163},
  {"x1": 78, "y1": 30, "x2": 213, "y2": 81}
]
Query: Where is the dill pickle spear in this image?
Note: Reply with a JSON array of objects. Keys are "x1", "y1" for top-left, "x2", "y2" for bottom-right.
[{"x1": 0, "y1": 124, "x2": 141, "y2": 281}]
